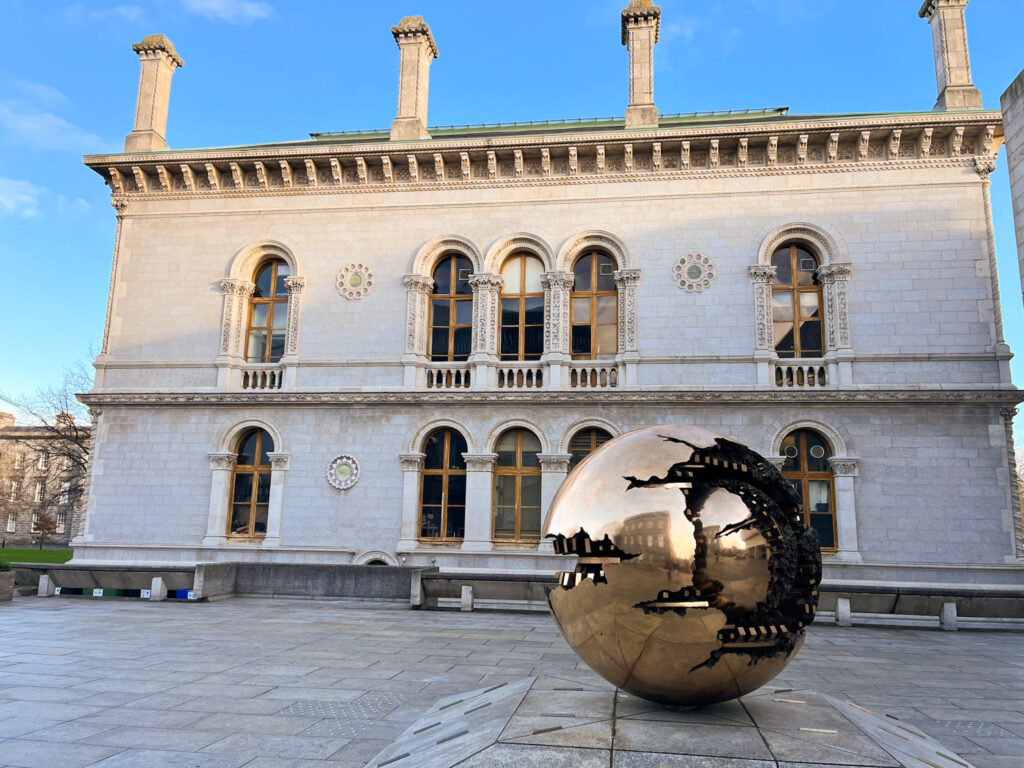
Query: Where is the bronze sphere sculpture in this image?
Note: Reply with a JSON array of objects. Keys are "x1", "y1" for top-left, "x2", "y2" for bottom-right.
[{"x1": 545, "y1": 425, "x2": 821, "y2": 706}]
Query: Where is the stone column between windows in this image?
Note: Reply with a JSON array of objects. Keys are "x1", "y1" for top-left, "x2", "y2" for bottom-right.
[
  {"x1": 402, "y1": 275, "x2": 434, "y2": 388},
  {"x1": 461, "y1": 453, "x2": 497, "y2": 551},
  {"x1": 977, "y1": 157, "x2": 1013, "y2": 383},
  {"x1": 538, "y1": 453, "x2": 572, "y2": 552},
  {"x1": 264, "y1": 452, "x2": 290, "y2": 546},
  {"x1": 614, "y1": 269, "x2": 641, "y2": 386},
  {"x1": 71, "y1": 407, "x2": 102, "y2": 543},
  {"x1": 396, "y1": 452, "x2": 425, "y2": 551},
  {"x1": 203, "y1": 452, "x2": 236, "y2": 545},
  {"x1": 828, "y1": 457, "x2": 861, "y2": 562},
  {"x1": 468, "y1": 274, "x2": 502, "y2": 389},
  {"x1": 216, "y1": 279, "x2": 254, "y2": 389},
  {"x1": 748, "y1": 265, "x2": 777, "y2": 387},
  {"x1": 281, "y1": 276, "x2": 307, "y2": 388},
  {"x1": 817, "y1": 263, "x2": 854, "y2": 387},
  {"x1": 999, "y1": 407, "x2": 1024, "y2": 559},
  {"x1": 540, "y1": 272, "x2": 573, "y2": 389}
]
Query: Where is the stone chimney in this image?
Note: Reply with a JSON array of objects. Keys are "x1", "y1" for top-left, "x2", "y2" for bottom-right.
[
  {"x1": 124, "y1": 34, "x2": 184, "y2": 152},
  {"x1": 621, "y1": 0, "x2": 661, "y2": 129},
  {"x1": 918, "y1": 0, "x2": 982, "y2": 110},
  {"x1": 390, "y1": 16, "x2": 438, "y2": 141}
]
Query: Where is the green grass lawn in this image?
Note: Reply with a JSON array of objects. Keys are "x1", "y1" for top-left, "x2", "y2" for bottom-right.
[{"x1": 0, "y1": 548, "x2": 73, "y2": 565}]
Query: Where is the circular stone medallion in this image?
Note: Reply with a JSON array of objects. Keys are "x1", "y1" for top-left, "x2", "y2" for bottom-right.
[
  {"x1": 327, "y1": 454, "x2": 360, "y2": 490},
  {"x1": 674, "y1": 253, "x2": 716, "y2": 293},
  {"x1": 337, "y1": 264, "x2": 375, "y2": 300}
]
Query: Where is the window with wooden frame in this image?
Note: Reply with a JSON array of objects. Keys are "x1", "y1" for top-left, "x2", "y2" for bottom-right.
[
  {"x1": 771, "y1": 244, "x2": 823, "y2": 358},
  {"x1": 499, "y1": 255, "x2": 544, "y2": 361},
  {"x1": 419, "y1": 428, "x2": 467, "y2": 540},
  {"x1": 571, "y1": 252, "x2": 617, "y2": 359},
  {"x1": 568, "y1": 427, "x2": 613, "y2": 470},
  {"x1": 229, "y1": 428, "x2": 274, "y2": 537},
  {"x1": 246, "y1": 259, "x2": 290, "y2": 363},
  {"x1": 493, "y1": 428, "x2": 542, "y2": 541},
  {"x1": 430, "y1": 255, "x2": 474, "y2": 362},
  {"x1": 780, "y1": 429, "x2": 836, "y2": 550}
]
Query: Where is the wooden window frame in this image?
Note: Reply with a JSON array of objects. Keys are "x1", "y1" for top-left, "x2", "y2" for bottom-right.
[
  {"x1": 781, "y1": 429, "x2": 837, "y2": 552},
  {"x1": 418, "y1": 429, "x2": 467, "y2": 541},
  {"x1": 492, "y1": 429, "x2": 542, "y2": 542},
  {"x1": 772, "y1": 243, "x2": 824, "y2": 359},
  {"x1": 429, "y1": 255, "x2": 474, "y2": 363},
  {"x1": 499, "y1": 254, "x2": 544, "y2": 362},
  {"x1": 228, "y1": 429, "x2": 272, "y2": 538},
  {"x1": 570, "y1": 251, "x2": 618, "y2": 360},
  {"x1": 245, "y1": 259, "x2": 290, "y2": 364}
]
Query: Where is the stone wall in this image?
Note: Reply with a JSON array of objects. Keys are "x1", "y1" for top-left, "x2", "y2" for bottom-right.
[{"x1": 1002, "y1": 69, "x2": 1024, "y2": 308}]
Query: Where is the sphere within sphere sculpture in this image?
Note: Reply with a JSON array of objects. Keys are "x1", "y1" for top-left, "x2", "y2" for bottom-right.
[{"x1": 545, "y1": 425, "x2": 821, "y2": 706}]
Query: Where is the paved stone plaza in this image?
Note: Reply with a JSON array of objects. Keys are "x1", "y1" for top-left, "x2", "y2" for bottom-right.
[{"x1": 0, "y1": 597, "x2": 1022, "y2": 767}]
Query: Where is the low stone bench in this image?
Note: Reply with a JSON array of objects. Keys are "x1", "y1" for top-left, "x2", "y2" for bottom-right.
[{"x1": 416, "y1": 571, "x2": 556, "y2": 611}]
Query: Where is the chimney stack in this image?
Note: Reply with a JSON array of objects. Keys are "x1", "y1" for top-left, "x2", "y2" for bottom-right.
[
  {"x1": 918, "y1": 0, "x2": 982, "y2": 110},
  {"x1": 124, "y1": 34, "x2": 184, "y2": 152},
  {"x1": 390, "y1": 16, "x2": 438, "y2": 141},
  {"x1": 621, "y1": 1, "x2": 661, "y2": 129}
]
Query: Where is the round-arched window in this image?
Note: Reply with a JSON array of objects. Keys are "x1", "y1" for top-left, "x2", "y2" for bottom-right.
[
  {"x1": 568, "y1": 427, "x2": 613, "y2": 470},
  {"x1": 499, "y1": 255, "x2": 544, "y2": 361},
  {"x1": 493, "y1": 428, "x2": 542, "y2": 541},
  {"x1": 420, "y1": 428, "x2": 467, "y2": 540},
  {"x1": 571, "y1": 252, "x2": 618, "y2": 359},
  {"x1": 780, "y1": 429, "x2": 835, "y2": 550},
  {"x1": 246, "y1": 259, "x2": 290, "y2": 363},
  {"x1": 430, "y1": 255, "x2": 473, "y2": 362},
  {"x1": 230, "y1": 428, "x2": 274, "y2": 536},
  {"x1": 771, "y1": 244, "x2": 823, "y2": 359}
]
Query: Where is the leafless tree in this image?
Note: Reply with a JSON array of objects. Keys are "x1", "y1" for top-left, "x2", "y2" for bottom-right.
[{"x1": 33, "y1": 510, "x2": 57, "y2": 549}]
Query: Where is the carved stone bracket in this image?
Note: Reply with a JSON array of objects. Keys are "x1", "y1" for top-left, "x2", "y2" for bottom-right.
[
  {"x1": 828, "y1": 457, "x2": 859, "y2": 477},
  {"x1": 614, "y1": 269, "x2": 642, "y2": 353}
]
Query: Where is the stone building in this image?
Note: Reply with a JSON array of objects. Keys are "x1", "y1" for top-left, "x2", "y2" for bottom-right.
[
  {"x1": 0, "y1": 412, "x2": 83, "y2": 547},
  {"x1": 74, "y1": 1, "x2": 1023, "y2": 590},
  {"x1": 1001, "y1": 68, "x2": 1024, "y2": 307}
]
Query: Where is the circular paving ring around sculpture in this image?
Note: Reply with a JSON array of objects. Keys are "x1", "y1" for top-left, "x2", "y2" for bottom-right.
[
  {"x1": 327, "y1": 454, "x2": 360, "y2": 490},
  {"x1": 674, "y1": 253, "x2": 716, "y2": 293},
  {"x1": 544, "y1": 425, "x2": 821, "y2": 706},
  {"x1": 337, "y1": 263, "x2": 375, "y2": 300}
]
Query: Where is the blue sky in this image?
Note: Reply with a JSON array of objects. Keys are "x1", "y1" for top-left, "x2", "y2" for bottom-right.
[{"x1": 1, "y1": 0, "x2": 1022, "y2": 408}]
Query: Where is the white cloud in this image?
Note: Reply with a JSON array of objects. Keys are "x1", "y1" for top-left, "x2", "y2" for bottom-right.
[
  {"x1": 14, "y1": 81, "x2": 69, "y2": 108},
  {"x1": 0, "y1": 102, "x2": 115, "y2": 153},
  {"x1": 63, "y1": 4, "x2": 146, "y2": 23},
  {"x1": 183, "y1": 0, "x2": 273, "y2": 23},
  {"x1": 0, "y1": 178, "x2": 44, "y2": 219}
]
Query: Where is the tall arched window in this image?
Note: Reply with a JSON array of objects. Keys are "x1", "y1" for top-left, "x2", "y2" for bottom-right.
[
  {"x1": 430, "y1": 255, "x2": 473, "y2": 362},
  {"x1": 571, "y1": 252, "x2": 617, "y2": 359},
  {"x1": 780, "y1": 429, "x2": 836, "y2": 550},
  {"x1": 568, "y1": 427, "x2": 613, "y2": 470},
  {"x1": 499, "y1": 255, "x2": 544, "y2": 361},
  {"x1": 246, "y1": 259, "x2": 290, "y2": 363},
  {"x1": 771, "y1": 244, "x2": 823, "y2": 358},
  {"x1": 420, "y1": 428, "x2": 467, "y2": 540},
  {"x1": 493, "y1": 428, "x2": 541, "y2": 541},
  {"x1": 230, "y1": 428, "x2": 274, "y2": 536}
]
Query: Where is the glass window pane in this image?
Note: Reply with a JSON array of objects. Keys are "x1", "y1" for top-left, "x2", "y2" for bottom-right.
[
  {"x1": 798, "y1": 292, "x2": 821, "y2": 320},
  {"x1": 455, "y1": 299, "x2": 473, "y2": 325},
  {"x1": 447, "y1": 474, "x2": 466, "y2": 506},
  {"x1": 448, "y1": 432, "x2": 467, "y2": 469},
  {"x1": 454, "y1": 257, "x2": 472, "y2": 295},
  {"x1": 269, "y1": 332, "x2": 285, "y2": 361},
  {"x1": 573, "y1": 255, "x2": 592, "y2": 293},
  {"x1": 230, "y1": 504, "x2": 250, "y2": 534},
  {"x1": 251, "y1": 303, "x2": 269, "y2": 328},
  {"x1": 781, "y1": 434, "x2": 800, "y2": 472},
  {"x1": 452, "y1": 327, "x2": 472, "y2": 359},
  {"x1": 523, "y1": 326, "x2": 544, "y2": 357},
  {"x1": 496, "y1": 432, "x2": 518, "y2": 466},
  {"x1": 774, "y1": 322, "x2": 795, "y2": 353},
  {"x1": 422, "y1": 476, "x2": 443, "y2": 506},
  {"x1": 805, "y1": 433, "x2": 831, "y2": 471},
  {"x1": 808, "y1": 479, "x2": 831, "y2": 515},
  {"x1": 501, "y1": 298, "x2": 520, "y2": 326},
  {"x1": 572, "y1": 325, "x2": 591, "y2": 355},
  {"x1": 772, "y1": 292, "x2": 793, "y2": 321},
  {"x1": 520, "y1": 474, "x2": 541, "y2": 507},
  {"x1": 237, "y1": 432, "x2": 258, "y2": 465},
  {"x1": 259, "y1": 430, "x2": 274, "y2": 462},
  {"x1": 272, "y1": 301, "x2": 288, "y2": 329},
  {"x1": 253, "y1": 505, "x2": 268, "y2": 534},
  {"x1": 433, "y1": 258, "x2": 452, "y2": 295},
  {"x1": 495, "y1": 474, "x2": 517, "y2": 504},
  {"x1": 523, "y1": 256, "x2": 543, "y2": 293},
  {"x1": 446, "y1": 506, "x2": 465, "y2": 538},
  {"x1": 256, "y1": 472, "x2": 271, "y2": 504},
  {"x1": 799, "y1": 321, "x2": 822, "y2": 357},
  {"x1": 597, "y1": 295, "x2": 617, "y2": 324},
  {"x1": 572, "y1": 297, "x2": 591, "y2": 323},
  {"x1": 274, "y1": 265, "x2": 289, "y2": 296},
  {"x1": 233, "y1": 473, "x2": 253, "y2": 503},
  {"x1": 811, "y1": 514, "x2": 834, "y2": 548},
  {"x1": 254, "y1": 263, "x2": 274, "y2": 297},
  {"x1": 596, "y1": 254, "x2": 616, "y2": 292},
  {"x1": 521, "y1": 431, "x2": 541, "y2": 453},
  {"x1": 597, "y1": 324, "x2": 617, "y2": 355},
  {"x1": 524, "y1": 297, "x2": 544, "y2": 325},
  {"x1": 420, "y1": 506, "x2": 442, "y2": 538},
  {"x1": 795, "y1": 248, "x2": 818, "y2": 285},
  {"x1": 424, "y1": 431, "x2": 445, "y2": 469},
  {"x1": 771, "y1": 248, "x2": 792, "y2": 287},
  {"x1": 501, "y1": 258, "x2": 521, "y2": 293},
  {"x1": 432, "y1": 299, "x2": 450, "y2": 327},
  {"x1": 430, "y1": 328, "x2": 449, "y2": 359},
  {"x1": 247, "y1": 331, "x2": 268, "y2": 362},
  {"x1": 494, "y1": 507, "x2": 516, "y2": 538},
  {"x1": 519, "y1": 506, "x2": 541, "y2": 539},
  {"x1": 500, "y1": 328, "x2": 519, "y2": 359}
]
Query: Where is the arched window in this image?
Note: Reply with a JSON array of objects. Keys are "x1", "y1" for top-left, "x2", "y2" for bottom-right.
[
  {"x1": 780, "y1": 429, "x2": 836, "y2": 550},
  {"x1": 430, "y1": 255, "x2": 473, "y2": 362},
  {"x1": 420, "y1": 428, "x2": 467, "y2": 540},
  {"x1": 568, "y1": 427, "x2": 613, "y2": 470},
  {"x1": 571, "y1": 252, "x2": 617, "y2": 359},
  {"x1": 246, "y1": 259, "x2": 290, "y2": 363},
  {"x1": 771, "y1": 244, "x2": 823, "y2": 358},
  {"x1": 499, "y1": 255, "x2": 544, "y2": 361},
  {"x1": 230, "y1": 428, "x2": 274, "y2": 536},
  {"x1": 493, "y1": 428, "x2": 542, "y2": 541}
]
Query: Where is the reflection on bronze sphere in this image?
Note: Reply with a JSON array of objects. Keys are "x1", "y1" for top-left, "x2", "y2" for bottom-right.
[{"x1": 545, "y1": 425, "x2": 821, "y2": 707}]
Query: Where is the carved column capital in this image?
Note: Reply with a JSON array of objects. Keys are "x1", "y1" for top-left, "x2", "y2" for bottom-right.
[
  {"x1": 748, "y1": 265, "x2": 777, "y2": 284},
  {"x1": 266, "y1": 452, "x2": 290, "y2": 471},
  {"x1": 468, "y1": 273, "x2": 503, "y2": 292},
  {"x1": 613, "y1": 268, "x2": 642, "y2": 286},
  {"x1": 828, "y1": 457, "x2": 860, "y2": 477},
  {"x1": 1000, "y1": 407, "x2": 1019, "y2": 422},
  {"x1": 463, "y1": 453, "x2": 498, "y2": 471},
  {"x1": 399, "y1": 452, "x2": 426, "y2": 471},
  {"x1": 111, "y1": 198, "x2": 129, "y2": 214},
  {"x1": 538, "y1": 453, "x2": 573, "y2": 473},
  {"x1": 208, "y1": 452, "x2": 236, "y2": 471},
  {"x1": 220, "y1": 278, "x2": 254, "y2": 296},
  {"x1": 541, "y1": 271, "x2": 574, "y2": 291},
  {"x1": 974, "y1": 156, "x2": 997, "y2": 180},
  {"x1": 403, "y1": 274, "x2": 435, "y2": 294},
  {"x1": 816, "y1": 263, "x2": 853, "y2": 283},
  {"x1": 764, "y1": 456, "x2": 786, "y2": 471},
  {"x1": 284, "y1": 276, "x2": 307, "y2": 294}
]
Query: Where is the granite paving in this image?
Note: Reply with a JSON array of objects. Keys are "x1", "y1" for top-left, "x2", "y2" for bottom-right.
[{"x1": 0, "y1": 596, "x2": 1020, "y2": 766}]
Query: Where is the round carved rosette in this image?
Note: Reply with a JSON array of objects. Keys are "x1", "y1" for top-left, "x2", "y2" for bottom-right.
[
  {"x1": 674, "y1": 253, "x2": 716, "y2": 293},
  {"x1": 337, "y1": 264, "x2": 375, "y2": 300},
  {"x1": 327, "y1": 454, "x2": 360, "y2": 490}
]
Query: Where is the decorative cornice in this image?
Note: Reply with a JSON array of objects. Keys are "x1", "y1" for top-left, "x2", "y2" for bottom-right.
[{"x1": 79, "y1": 389, "x2": 1024, "y2": 408}]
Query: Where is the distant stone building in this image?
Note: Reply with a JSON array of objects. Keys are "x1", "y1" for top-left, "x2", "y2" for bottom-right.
[
  {"x1": 1001, "y1": 68, "x2": 1024, "y2": 308},
  {"x1": 0, "y1": 412, "x2": 84, "y2": 547},
  {"x1": 74, "y1": 1, "x2": 1022, "y2": 590}
]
